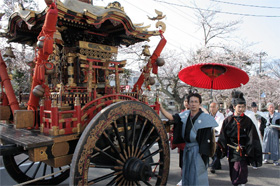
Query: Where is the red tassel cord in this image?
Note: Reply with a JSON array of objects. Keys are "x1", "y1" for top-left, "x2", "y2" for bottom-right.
[{"x1": 233, "y1": 117, "x2": 242, "y2": 156}]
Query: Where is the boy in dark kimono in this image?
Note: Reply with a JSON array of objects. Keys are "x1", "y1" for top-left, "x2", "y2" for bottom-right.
[{"x1": 217, "y1": 91, "x2": 262, "y2": 186}]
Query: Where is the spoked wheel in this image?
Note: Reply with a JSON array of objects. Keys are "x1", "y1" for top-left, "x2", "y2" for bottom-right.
[
  {"x1": 2, "y1": 153, "x2": 70, "y2": 185},
  {"x1": 70, "y1": 101, "x2": 170, "y2": 185}
]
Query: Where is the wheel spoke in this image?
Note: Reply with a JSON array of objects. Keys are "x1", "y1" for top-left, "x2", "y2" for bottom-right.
[
  {"x1": 140, "y1": 137, "x2": 159, "y2": 157},
  {"x1": 124, "y1": 116, "x2": 130, "y2": 157},
  {"x1": 112, "y1": 120, "x2": 128, "y2": 158},
  {"x1": 142, "y1": 149, "x2": 161, "y2": 161},
  {"x1": 32, "y1": 161, "x2": 42, "y2": 179},
  {"x1": 91, "y1": 146, "x2": 110, "y2": 158},
  {"x1": 3, "y1": 154, "x2": 69, "y2": 185},
  {"x1": 89, "y1": 163, "x2": 122, "y2": 170},
  {"x1": 136, "y1": 126, "x2": 155, "y2": 158},
  {"x1": 123, "y1": 180, "x2": 127, "y2": 186},
  {"x1": 134, "y1": 119, "x2": 147, "y2": 156},
  {"x1": 42, "y1": 163, "x2": 47, "y2": 177},
  {"x1": 131, "y1": 115, "x2": 138, "y2": 156},
  {"x1": 88, "y1": 171, "x2": 121, "y2": 185},
  {"x1": 95, "y1": 146, "x2": 124, "y2": 165},
  {"x1": 151, "y1": 160, "x2": 160, "y2": 178},
  {"x1": 17, "y1": 157, "x2": 29, "y2": 167},
  {"x1": 106, "y1": 174, "x2": 121, "y2": 186},
  {"x1": 103, "y1": 131, "x2": 125, "y2": 162},
  {"x1": 117, "y1": 177, "x2": 125, "y2": 186},
  {"x1": 149, "y1": 162, "x2": 161, "y2": 166},
  {"x1": 51, "y1": 166, "x2": 54, "y2": 178},
  {"x1": 114, "y1": 175, "x2": 124, "y2": 185},
  {"x1": 23, "y1": 162, "x2": 34, "y2": 174}
]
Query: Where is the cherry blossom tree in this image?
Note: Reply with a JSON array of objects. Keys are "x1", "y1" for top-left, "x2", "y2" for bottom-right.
[
  {"x1": 0, "y1": 0, "x2": 38, "y2": 96},
  {"x1": 156, "y1": 4, "x2": 255, "y2": 111},
  {"x1": 265, "y1": 59, "x2": 280, "y2": 80},
  {"x1": 156, "y1": 49, "x2": 193, "y2": 110}
]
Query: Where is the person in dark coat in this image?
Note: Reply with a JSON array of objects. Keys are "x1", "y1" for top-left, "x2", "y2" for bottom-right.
[
  {"x1": 216, "y1": 91, "x2": 262, "y2": 186},
  {"x1": 251, "y1": 102, "x2": 267, "y2": 138}
]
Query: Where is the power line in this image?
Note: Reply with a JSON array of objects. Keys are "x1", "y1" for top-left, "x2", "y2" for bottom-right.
[
  {"x1": 163, "y1": 4, "x2": 196, "y2": 24},
  {"x1": 210, "y1": 0, "x2": 280, "y2": 9},
  {"x1": 170, "y1": 0, "x2": 197, "y2": 23},
  {"x1": 123, "y1": 0, "x2": 201, "y2": 41},
  {"x1": 123, "y1": 0, "x2": 153, "y2": 16},
  {"x1": 153, "y1": 0, "x2": 280, "y2": 18},
  {"x1": 122, "y1": 1, "x2": 201, "y2": 52}
]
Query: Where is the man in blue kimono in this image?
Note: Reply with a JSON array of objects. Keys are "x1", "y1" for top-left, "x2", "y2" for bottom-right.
[
  {"x1": 263, "y1": 102, "x2": 280, "y2": 166},
  {"x1": 161, "y1": 93, "x2": 218, "y2": 186}
]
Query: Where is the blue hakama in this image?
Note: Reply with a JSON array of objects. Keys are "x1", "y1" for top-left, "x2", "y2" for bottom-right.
[
  {"x1": 182, "y1": 137, "x2": 208, "y2": 185},
  {"x1": 263, "y1": 112, "x2": 280, "y2": 161},
  {"x1": 263, "y1": 127, "x2": 279, "y2": 161}
]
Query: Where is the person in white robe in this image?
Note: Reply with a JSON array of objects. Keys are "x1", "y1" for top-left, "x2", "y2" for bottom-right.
[
  {"x1": 209, "y1": 102, "x2": 225, "y2": 173},
  {"x1": 244, "y1": 110, "x2": 262, "y2": 146},
  {"x1": 251, "y1": 102, "x2": 267, "y2": 139}
]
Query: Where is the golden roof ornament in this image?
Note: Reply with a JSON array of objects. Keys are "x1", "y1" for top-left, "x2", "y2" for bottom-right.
[
  {"x1": 105, "y1": 1, "x2": 124, "y2": 12},
  {"x1": 148, "y1": 9, "x2": 166, "y2": 33},
  {"x1": 141, "y1": 45, "x2": 151, "y2": 57},
  {"x1": 148, "y1": 9, "x2": 166, "y2": 21}
]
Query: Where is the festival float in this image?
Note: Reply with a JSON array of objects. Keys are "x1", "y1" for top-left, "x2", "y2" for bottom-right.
[{"x1": 0, "y1": 0, "x2": 169, "y2": 185}]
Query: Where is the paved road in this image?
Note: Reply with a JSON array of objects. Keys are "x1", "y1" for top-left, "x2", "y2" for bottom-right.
[
  {"x1": 168, "y1": 148, "x2": 280, "y2": 186},
  {"x1": 1, "y1": 148, "x2": 279, "y2": 186}
]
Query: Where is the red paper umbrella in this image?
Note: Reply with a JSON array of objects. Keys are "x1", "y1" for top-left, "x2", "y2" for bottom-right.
[{"x1": 178, "y1": 63, "x2": 249, "y2": 90}]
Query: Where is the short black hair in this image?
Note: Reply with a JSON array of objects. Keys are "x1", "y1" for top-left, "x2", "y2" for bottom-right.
[
  {"x1": 187, "y1": 93, "x2": 202, "y2": 104},
  {"x1": 251, "y1": 102, "x2": 257, "y2": 108}
]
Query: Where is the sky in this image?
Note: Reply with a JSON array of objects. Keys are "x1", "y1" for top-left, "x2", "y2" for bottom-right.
[{"x1": 33, "y1": 0, "x2": 280, "y2": 62}]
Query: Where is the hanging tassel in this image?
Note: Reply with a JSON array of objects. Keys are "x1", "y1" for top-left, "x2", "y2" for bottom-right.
[{"x1": 234, "y1": 117, "x2": 242, "y2": 156}]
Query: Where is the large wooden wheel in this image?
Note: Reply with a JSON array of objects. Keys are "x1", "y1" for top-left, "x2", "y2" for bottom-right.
[
  {"x1": 2, "y1": 153, "x2": 69, "y2": 185},
  {"x1": 70, "y1": 101, "x2": 170, "y2": 185}
]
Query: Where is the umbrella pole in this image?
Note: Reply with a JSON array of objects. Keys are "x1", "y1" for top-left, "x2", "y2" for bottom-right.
[{"x1": 210, "y1": 80, "x2": 213, "y2": 100}]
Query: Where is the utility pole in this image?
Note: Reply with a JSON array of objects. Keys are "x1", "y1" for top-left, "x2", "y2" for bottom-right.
[{"x1": 256, "y1": 52, "x2": 267, "y2": 110}]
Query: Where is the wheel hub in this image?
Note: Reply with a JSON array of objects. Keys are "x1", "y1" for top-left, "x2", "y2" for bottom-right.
[{"x1": 123, "y1": 157, "x2": 152, "y2": 181}]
